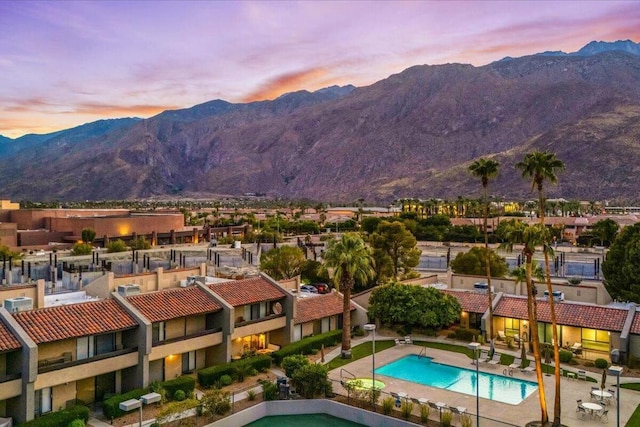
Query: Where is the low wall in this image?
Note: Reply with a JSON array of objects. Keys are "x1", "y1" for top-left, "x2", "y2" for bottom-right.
[{"x1": 212, "y1": 399, "x2": 418, "y2": 427}]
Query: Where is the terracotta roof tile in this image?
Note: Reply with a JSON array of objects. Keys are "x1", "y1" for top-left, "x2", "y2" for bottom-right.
[
  {"x1": 0, "y1": 320, "x2": 21, "y2": 352},
  {"x1": 630, "y1": 310, "x2": 640, "y2": 335},
  {"x1": 443, "y1": 290, "x2": 489, "y2": 314},
  {"x1": 127, "y1": 286, "x2": 221, "y2": 323},
  {"x1": 295, "y1": 293, "x2": 353, "y2": 325},
  {"x1": 494, "y1": 296, "x2": 627, "y2": 332},
  {"x1": 14, "y1": 299, "x2": 137, "y2": 344},
  {"x1": 208, "y1": 277, "x2": 286, "y2": 307}
]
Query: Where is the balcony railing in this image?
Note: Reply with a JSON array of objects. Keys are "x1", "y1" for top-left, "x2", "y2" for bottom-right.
[
  {"x1": 153, "y1": 327, "x2": 222, "y2": 347},
  {"x1": 235, "y1": 313, "x2": 285, "y2": 327},
  {"x1": 38, "y1": 346, "x2": 138, "y2": 374}
]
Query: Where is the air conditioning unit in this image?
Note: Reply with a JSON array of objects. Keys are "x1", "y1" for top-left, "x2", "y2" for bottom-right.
[
  {"x1": 117, "y1": 284, "x2": 141, "y2": 297},
  {"x1": 4, "y1": 297, "x2": 33, "y2": 312},
  {"x1": 544, "y1": 290, "x2": 565, "y2": 302}
]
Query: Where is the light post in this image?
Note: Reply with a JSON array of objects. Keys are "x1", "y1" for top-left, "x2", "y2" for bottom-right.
[
  {"x1": 119, "y1": 392, "x2": 161, "y2": 426},
  {"x1": 608, "y1": 365, "x2": 623, "y2": 427},
  {"x1": 364, "y1": 323, "x2": 376, "y2": 411},
  {"x1": 468, "y1": 342, "x2": 481, "y2": 427}
]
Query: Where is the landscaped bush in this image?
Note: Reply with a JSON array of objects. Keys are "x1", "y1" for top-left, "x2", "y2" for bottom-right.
[
  {"x1": 595, "y1": 358, "x2": 609, "y2": 369},
  {"x1": 559, "y1": 349, "x2": 573, "y2": 363},
  {"x1": 20, "y1": 406, "x2": 89, "y2": 427},
  {"x1": 272, "y1": 329, "x2": 342, "y2": 365},
  {"x1": 198, "y1": 355, "x2": 271, "y2": 388},
  {"x1": 220, "y1": 374, "x2": 233, "y2": 386},
  {"x1": 162, "y1": 375, "x2": 195, "y2": 399},
  {"x1": 103, "y1": 388, "x2": 148, "y2": 419}
]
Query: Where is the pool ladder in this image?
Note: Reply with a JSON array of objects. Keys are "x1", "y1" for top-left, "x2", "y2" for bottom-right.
[{"x1": 418, "y1": 347, "x2": 427, "y2": 359}]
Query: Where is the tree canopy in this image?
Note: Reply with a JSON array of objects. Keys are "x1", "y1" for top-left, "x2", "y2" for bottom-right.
[
  {"x1": 602, "y1": 223, "x2": 640, "y2": 302},
  {"x1": 369, "y1": 283, "x2": 460, "y2": 330},
  {"x1": 260, "y1": 246, "x2": 306, "y2": 280},
  {"x1": 450, "y1": 247, "x2": 509, "y2": 277},
  {"x1": 370, "y1": 220, "x2": 421, "y2": 281}
]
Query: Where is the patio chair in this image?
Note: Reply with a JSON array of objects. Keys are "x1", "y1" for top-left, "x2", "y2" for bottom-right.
[
  {"x1": 488, "y1": 352, "x2": 501, "y2": 367},
  {"x1": 577, "y1": 370, "x2": 587, "y2": 381},
  {"x1": 509, "y1": 357, "x2": 522, "y2": 369}
]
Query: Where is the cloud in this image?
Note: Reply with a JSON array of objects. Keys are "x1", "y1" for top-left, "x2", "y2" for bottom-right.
[{"x1": 242, "y1": 67, "x2": 331, "y2": 102}]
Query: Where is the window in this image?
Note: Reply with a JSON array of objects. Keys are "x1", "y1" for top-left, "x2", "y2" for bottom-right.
[{"x1": 152, "y1": 322, "x2": 166, "y2": 343}]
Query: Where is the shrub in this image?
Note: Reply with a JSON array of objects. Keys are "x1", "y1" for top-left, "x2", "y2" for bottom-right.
[
  {"x1": 103, "y1": 388, "x2": 147, "y2": 419},
  {"x1": 173, "y1": 389, "x2": 186, "y2": 401},
  {"x1": 247, "y1": 389, "x2": 257, "y2": 401},
  {"x1": 382, "y1": 397, "x2": 395, "y2": 415},
  {"x1": 260, "y1": 379, "x2": 279, "y2": 401},
  {"x1": 220, "y1": 374, "x2": 233, "y2": 386},
  {"x1": 162, "y1": 375, "x2": 195, "y2": 398},
  {"x1": 20, "y1": 405, "x2": 89, "y2": 427},
  {"x1": 441, "y1": 409, "x2": 453, "y2": 427},
  {"x1": 272, "y1": 330, "x2": 342, "y2": 365},
  {"x1": 420, "y1": 403, "x2": 430, "y2": 423},
  {"x1": 595, "y1": 358, "x2": 609, "y2": 369},
  {"x1": 400, "y1": 400, "x2": 414, "y2": 420},
  {"x1": 282, "y1": 354, "x2": 311, "y2": 377},
  {"x1": 559, "y1": 350, "x2": 573, "y2": 364}
]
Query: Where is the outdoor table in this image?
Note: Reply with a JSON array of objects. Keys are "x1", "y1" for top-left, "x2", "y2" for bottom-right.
[
  {"x1": 582, "y1": 402, "x2": 603, "y2": 418},
  {"x1": 591, "y1": 389, "x2": 613, "y2": 401}
]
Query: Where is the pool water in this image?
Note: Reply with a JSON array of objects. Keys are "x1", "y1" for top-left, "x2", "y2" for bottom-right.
[
  {"x1": 244, "y1": 413, "x2": 366, "y2": 426},
  {"x1": 375, "y1": 354, "x2": 537, "y2": 405}
]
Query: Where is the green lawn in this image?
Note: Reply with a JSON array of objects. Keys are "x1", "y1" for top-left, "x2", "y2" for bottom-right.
[{"x1": 327, "y1": 340, "x2": 395, "y2": 370}]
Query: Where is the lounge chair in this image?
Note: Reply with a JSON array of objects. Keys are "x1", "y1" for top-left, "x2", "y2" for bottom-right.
[
  {"x1": 577, "y1": 370, "x2": 587, "y2": 381},
  {"x1": 509, "y1": 357, "x2": 522, "y2": 369},
  {"x1": 488, "y1": 353, "x2": 501, "y2": 367},
  {"x1": 498, "y1": 330, "x2": 506, "y2": 341}
]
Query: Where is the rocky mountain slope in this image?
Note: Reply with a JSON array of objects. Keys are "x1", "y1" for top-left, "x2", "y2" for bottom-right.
[{"x1": 1, "y1": 43, "x2": 639, "y2": 203}]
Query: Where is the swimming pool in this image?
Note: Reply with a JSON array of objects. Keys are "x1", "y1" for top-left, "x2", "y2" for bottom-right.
[{"x1": 375, "y1": 354, "x2": 537, "y2": 405}]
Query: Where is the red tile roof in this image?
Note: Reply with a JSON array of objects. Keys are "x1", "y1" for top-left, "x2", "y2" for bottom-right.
[
  {"x1": 494, "y1": 296, "x2": 628, "y2": 332},
  {"x1": 443, "y1": 290, "x2": 489, "y2": 314},
  {"x1": 208, "y1": 277, "x2": 286, "y2": 307},
  {"x1": 127, "y1": 286, "x2": 221, "y2": 323},
  {"x1": 0, "y1": 321, "x2": 21, "y2": 352},
  {"x1": 14, "y1": 299, "x2": 137, "y2": 344},
  {"x1": 295, "y1": 293, "x2": 354, "y2": 325},
  {"x1": 630, "y1": 310, "x2": 640, "y2": 335}
]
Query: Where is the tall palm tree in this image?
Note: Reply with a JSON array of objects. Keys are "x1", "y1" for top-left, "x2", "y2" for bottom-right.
[
  {"x1": 516, "y1": 150, "x2": 565, "y2": 427},
  {"x1": 501, "y1": 222, "x2": 549, "y2": 424},
  {"x1": 468, "y1": 158, "x2": 500, "y2": 347},
  {"x1": 323, "y1": 233, "x2": 375, "y2": 358}
]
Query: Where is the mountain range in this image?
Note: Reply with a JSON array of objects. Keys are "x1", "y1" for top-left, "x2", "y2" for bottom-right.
[{"x1": 1, "y1": 40, "x2": 639, "y2": 203}]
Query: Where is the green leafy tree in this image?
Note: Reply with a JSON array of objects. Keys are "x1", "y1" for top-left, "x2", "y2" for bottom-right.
[
  {"x1": 469, "y1": 158, "x2": 500, "y2": 345},
  {"x1": 591, "y1": 219, "x2": 619, "y2": 247},
  {"x1": 370, "y1": 221, "x2": 420, "y2": 280},
  {"x1": 260, "y1": 246, "x2": 306, "y2": 280},
  {"x1": 517, "y1": 150, "x2": 564, "y2": 427},
  {"x1": 450, "y1": 247, "x2": 508, "y2": 277},
  {"x1": 368, "y1": 283, "x2": 460, "y2": 329},
  {"x1": 291, "y1": 363, "x2": 331, "y2": 398},
  {"x1": 323, "y1": 233, "x2": 375, "y2": 358},
  {"x1": 107, "y1": 239, "x2": 128, "y2": 253},
  {"x1": 71, "y1": 242, "x2": 93, "y2": 256},
  {"x1": 602, "y1": 223, "x2": 640, "y2": 302},
  {"x1": 81, "y1": 228, "x2": 96, "y2": 243}
]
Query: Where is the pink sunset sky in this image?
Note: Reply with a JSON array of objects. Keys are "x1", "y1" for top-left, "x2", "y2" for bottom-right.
[{"x1": 1, "y1": 0, "x2": 638, "y2": 138}]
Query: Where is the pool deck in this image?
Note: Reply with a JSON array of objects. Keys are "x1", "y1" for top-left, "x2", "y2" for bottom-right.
[{"x1": 328, "y1": 339, "x2": 639, "y2": 426}]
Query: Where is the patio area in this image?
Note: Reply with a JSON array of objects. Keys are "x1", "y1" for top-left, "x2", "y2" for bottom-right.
[{"x1": 327, "y1": 340, "x2": 638, "y2": 426}]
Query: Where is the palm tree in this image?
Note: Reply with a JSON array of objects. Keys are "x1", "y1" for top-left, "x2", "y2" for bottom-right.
[
  {"x1": 468, "y1": 158, "x2": 500, "y2": 347},
  {"x1": 501, "y1": 222, "x2": 549, "y2": 424},
  {"x1": 516, "y1": 150, "x2": 565, "y2": 427},
  {"x1": 323, "y1": 233, "x2": 375, "y2": 358}
]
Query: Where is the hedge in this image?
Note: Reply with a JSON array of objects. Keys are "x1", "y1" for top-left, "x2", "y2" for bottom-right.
[
  {"x1": 103, "y1": 388, "x2": 148, "y2": 419},
  {"x1": 20, "y1": 405, "x2": 89, "y2": 427},
  {"x1": 162, "y1": 375, "x2": 195, "y2": 399},
  {"x1": 272, "y1": 329, "x2": 342, "y2": 365},
  {"x1": 198, "y1": 354, "x2": 272, "y2": 388}
]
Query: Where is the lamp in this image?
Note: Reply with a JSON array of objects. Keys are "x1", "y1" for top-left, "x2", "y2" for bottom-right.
[
  {"x1": 468, "y1": 342, "x2": 481, "y2": 427},
  {"x1": 608, "y1": 365, "x2": 623, "y2": 427},
  {"x1": 119, "y1": 392, "x2": 161, "y2": 426},
  {"x1": 364, "y1": 323, "x2": 376, "y2": 411}
]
